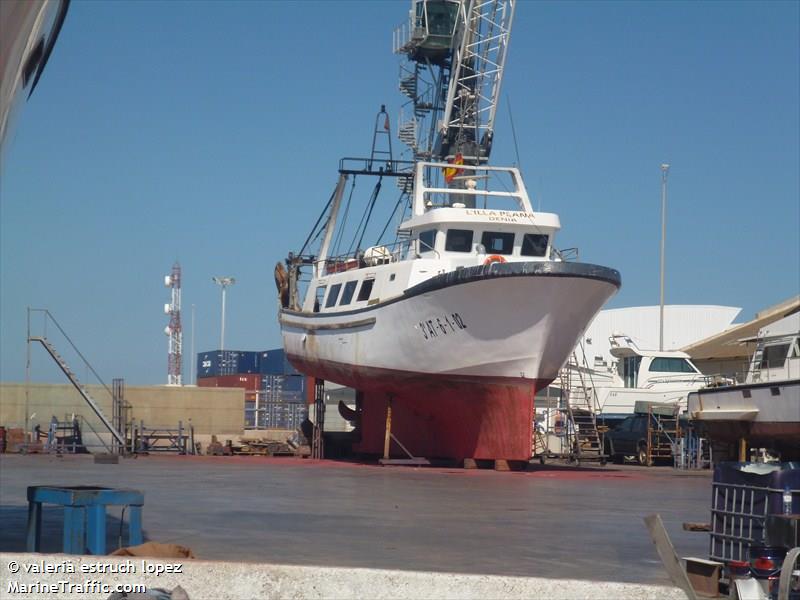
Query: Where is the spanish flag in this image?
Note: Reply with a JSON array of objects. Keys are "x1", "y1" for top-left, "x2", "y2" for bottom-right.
[{"x1": 444, "y1": 152, "x2": 464, "y2": 183}]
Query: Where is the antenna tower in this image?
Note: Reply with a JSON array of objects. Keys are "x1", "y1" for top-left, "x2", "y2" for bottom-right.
[{"x1": 164, "y1": 261, "x2": 182, "y2": 385}]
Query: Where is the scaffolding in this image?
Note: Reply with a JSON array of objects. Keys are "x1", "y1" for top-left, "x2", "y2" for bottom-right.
[
  {"x1": 130, "y1": 420, "x2": 195, "y2": 455},
  {"x1": 645, "y1": 403, "x2": 680, "y2": 466}
]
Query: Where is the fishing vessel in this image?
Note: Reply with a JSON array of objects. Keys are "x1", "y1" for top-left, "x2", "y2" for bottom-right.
[{"x1": 276, "y1": 0, "x2": 621, "y2": 461}]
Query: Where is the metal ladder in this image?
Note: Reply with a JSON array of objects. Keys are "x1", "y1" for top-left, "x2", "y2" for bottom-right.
[
  {"x1": 27, "y1": 309, "x2": 125, "y2": 448},
  {"x1": 646, "y1": 404, "x2": 680, "y2": 466},
  {"x1": 750, "y1": 346, "x2": 764, "y2": 382},
  {"x1": 560, "y1": 350, "x2": 606, "y2": 464}
]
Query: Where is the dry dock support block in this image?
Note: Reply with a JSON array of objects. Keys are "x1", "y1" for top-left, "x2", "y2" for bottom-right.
[{"x1": 26, "y1": 486, "x2": 144, "y2": 554}]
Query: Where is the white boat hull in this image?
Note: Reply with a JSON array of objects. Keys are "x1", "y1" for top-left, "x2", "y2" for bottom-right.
[
  {"x1": 688, "y1": 380, "x2": 800, "y2": 456},
  {"x1": 280, "y1": 261, "x2": 620, "y2": 391},
  {"x1": 280, "y1": 262, "x2": 619, "y2": 460}
]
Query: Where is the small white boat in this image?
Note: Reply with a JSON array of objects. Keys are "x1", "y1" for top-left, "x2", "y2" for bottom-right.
[{"x1": 578, "y1": 333, "x2": 716, "y2": 419}]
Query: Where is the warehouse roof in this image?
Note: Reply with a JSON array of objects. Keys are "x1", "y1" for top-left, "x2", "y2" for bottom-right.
[{"x1": 681, "y1": 296, "x2": 800, "y2": 360}]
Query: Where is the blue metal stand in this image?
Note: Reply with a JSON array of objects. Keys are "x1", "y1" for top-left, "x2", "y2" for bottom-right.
[{"x1": 26, "y1": 486, "x2": 144, "y2": 554}]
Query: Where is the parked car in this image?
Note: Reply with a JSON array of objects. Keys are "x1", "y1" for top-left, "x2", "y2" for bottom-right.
[{"x1": 603, "y1": 414, "x2": 649, "y2": 465}]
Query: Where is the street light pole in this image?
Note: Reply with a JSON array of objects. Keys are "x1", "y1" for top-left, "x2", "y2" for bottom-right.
[
  {"x1": 190, "y1": 303, "x2": 196, "y2": 385},
  {"x1": 212, "y1": 277, "x2": 235, "y2": 351},
  {"x1": 659, "y1": 163, "x2": 670, "y2": 352}
]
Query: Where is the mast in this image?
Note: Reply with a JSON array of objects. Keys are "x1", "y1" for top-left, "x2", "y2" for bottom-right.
[
  {"x1": 315, "y1": 173, "x2": 349, "y2": 277},
  {"x1": 164, "y1": 261, "x2": 182, "y2": 386}
]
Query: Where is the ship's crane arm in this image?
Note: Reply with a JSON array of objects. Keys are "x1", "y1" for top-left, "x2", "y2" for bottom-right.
[
  {"x1": 394, "y1": 0, "x2": 515, "y2": 164},
  {"x1": 439, "y1": 0, "x2": 515, "y2": 163}
]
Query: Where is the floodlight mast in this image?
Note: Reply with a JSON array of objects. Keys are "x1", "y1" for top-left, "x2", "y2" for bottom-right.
[
  {"x1": 659, "y1": 163, "x2": 670, "y2": 352},
  {"x1": 212, "y1": 276, "x2": 236, "y2": 352}
]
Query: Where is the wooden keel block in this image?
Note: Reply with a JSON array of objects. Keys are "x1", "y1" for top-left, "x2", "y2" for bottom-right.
[
  {"x1": 494, "y1": 459, "x2": 510, "y2": 471},
  {"x1": 463, "y1": 458, "x2": 478, "y2": 469}
]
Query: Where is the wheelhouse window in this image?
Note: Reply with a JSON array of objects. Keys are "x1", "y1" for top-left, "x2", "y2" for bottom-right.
[
  {"x1": 419, "y1": 229, "x2": 437, "y2": 254},
  {"x1": 761, "y1": 344, "x2": 790, "y2": 369},
  {"x1": 357, "y1": 279, "x2": 374, "y2": 302},
  {"x1": 480, "y1": 231, "x2": 514, "y2": 255},
  {"x1": 325, "y1": 283, "x2": 342, "y2": 308},
  {"x1": 339, "y1": 280, "x2": 358, "y2": 306},
  {"x1": 521, "y1": 233, "x2": 549, "y2": 257},
  {"x1": 648, "y1": 357, "x2": 697, "y2": 373},
  {"x1": 445, "y1": 229, "x2": 473, "y2": 252},
  {"x1": 314, "y1": 286, "x2": 326, "y2": 313},
  {"x1": 621, "y1": 356, "x2": 642, "y2": 388}
]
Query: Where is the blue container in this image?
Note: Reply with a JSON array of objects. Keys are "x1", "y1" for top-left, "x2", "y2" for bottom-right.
[
  {"x1": 283, "y1": 375, "x2": 304, "y2": 392},
  {"x1": 261, "y1": 374, "x2": 304, "y2": 392},
  {"x1": 277, "y1": 390, "x2": 305, "y2": 403},
  {"x1": 197, "y1": 352, "x2": 221, "y2": 378},
  {"x1": 236, "y1": 351, "x2": 259, "y2": 374},
  {"x1": 261, "y1": 374, "x2": 285, "y2": 389},
  {"x1": 258, "y1": 350, "x2": 284, "y2": 375},
  {"x1": 258, "y1": 348, "x2": 300, "y2": 375},
  {"x1": 259, "y1": 402, "x2": 307, "y2": 429},
  {"x1": 197, "y1": 350, "x2": 260, "y2": 378}
]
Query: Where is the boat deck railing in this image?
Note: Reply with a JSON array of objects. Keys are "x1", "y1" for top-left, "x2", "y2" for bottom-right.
[
  {"x1": 338, "y1": 157, "x2": 415, "y2": 178},
  {"x1": 319, "y1": 238, "x2": 413, "y2": 276},
  {"x1": 642, "y1": 373, "x2": 737, "y2": 389}
]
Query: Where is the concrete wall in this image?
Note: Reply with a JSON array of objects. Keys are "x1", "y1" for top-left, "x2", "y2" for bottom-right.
[{"x1": 0, "y1": 383, "x2": 244, "y2": 439}]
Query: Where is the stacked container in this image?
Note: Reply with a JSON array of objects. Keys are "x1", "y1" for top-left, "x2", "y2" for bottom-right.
[
  {"x1": 197, "y1": 348, "x2": 308, "y2": 430},
  {"x1": 196, "y1": 350, "x2": 260, "y2": 378}
]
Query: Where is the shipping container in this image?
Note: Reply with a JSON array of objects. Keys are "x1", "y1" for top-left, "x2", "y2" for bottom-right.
[
  {"x1": 256, "y1": 390, "x2": 305, "y2": 404},
  {"x1": 258, "y1": 348, "x2": 299, "y2": 375},
  {"x1": 196, "y1": 374, "x2": 262, "y2": 390},
  {"x1": 197, "y1": 350, "x2": 260, "y2": 378},
  {"x1": 260, "y1": 374, "x2": 304, "y2": 392},
  {"x1": 257, "y1": 402, "x2": 307, "y2": 429},
  {"x1": 269, "y1": 391, "x2": 305, "y2": 403}
]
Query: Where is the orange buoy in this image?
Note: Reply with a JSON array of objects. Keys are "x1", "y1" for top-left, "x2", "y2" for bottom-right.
[{"x1": 483, "y1": 254, "x2": 507, "y2": 265}]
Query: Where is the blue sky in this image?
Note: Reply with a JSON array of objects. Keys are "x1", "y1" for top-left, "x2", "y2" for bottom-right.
[{"x1": 2, "y1": 1, "x2": 798, "y2": 385}]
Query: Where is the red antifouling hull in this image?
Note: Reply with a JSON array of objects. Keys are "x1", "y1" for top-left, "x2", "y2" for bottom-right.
[{"x1": 353, "y1": 380, "x2": 545, "y2": 461}]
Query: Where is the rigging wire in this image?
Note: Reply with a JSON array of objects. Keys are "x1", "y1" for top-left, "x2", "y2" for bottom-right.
[
  {"x1": 506, "y1": 94, "x2": 523, "y2": 173},
  {"x1": 332, "y1": 175, "x2": 357, "y2": 259},
  {"x1": 351, "y1": 177, "x2": 383, "y2": 253},
  {"x1": 376, "y1": 188, "x2": 409, "y2": 245},
  {"x1": 298, "y1": 183, "x2": 340, "y2": 257}
]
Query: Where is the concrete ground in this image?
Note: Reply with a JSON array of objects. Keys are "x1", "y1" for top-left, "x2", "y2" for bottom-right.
[{"x1": 0, "y1": 454, "x2": 712, "y2": 586}]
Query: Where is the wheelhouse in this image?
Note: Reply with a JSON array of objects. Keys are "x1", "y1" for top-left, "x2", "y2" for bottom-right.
[{"x1": 296, "y1": 161, "x2": 569, "y2": 314}]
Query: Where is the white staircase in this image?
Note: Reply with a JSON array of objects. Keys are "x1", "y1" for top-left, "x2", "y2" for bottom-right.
[{"x1": 27, "y1": 310, "x2": 125, "y2": 447}]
